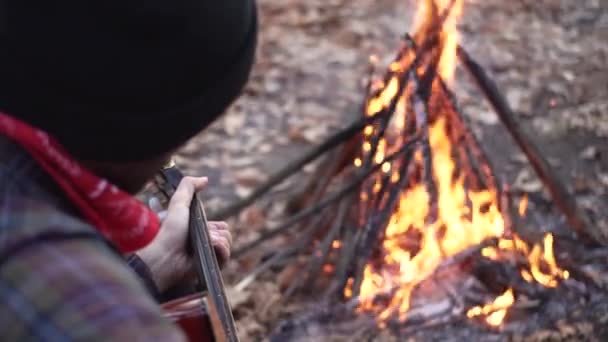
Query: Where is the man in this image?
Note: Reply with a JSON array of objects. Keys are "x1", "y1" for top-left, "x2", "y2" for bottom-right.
[{"x1": 0, "y1": 0, "x2": 257, "y2": 340}]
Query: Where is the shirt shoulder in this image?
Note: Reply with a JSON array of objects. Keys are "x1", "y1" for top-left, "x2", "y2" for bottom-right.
[{"x1": 0, "y1": 235, "x2": 186, "y2": 341}]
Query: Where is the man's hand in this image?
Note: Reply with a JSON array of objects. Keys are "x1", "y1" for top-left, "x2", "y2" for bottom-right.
[{"x1": 138, "y1": 176, "x2": 232, "y2": 292}]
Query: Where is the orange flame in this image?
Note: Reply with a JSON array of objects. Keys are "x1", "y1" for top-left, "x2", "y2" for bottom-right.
[
  {"x1": 467, "y1": 288, "x2": 515, "y2": 326},
  {"x1": 519, "y1": 194, "x2": 529, "y2": 217},
  {"x1": 528, "y1": 234, "x2": 570, "y2": 287},
  {"x1": 486, "y1": 233, "x2": 569, "y2": 288},
  {"x1": 357, "y1": 0, "x2": 504, "y2": 321},
  {"x1": 351, "y1": 0, "x2": 568, "y2": 327},
  {"x1": 412, "y1": 0, "x2": 463, "y2": 82},
  {"x1": 332, "y1": 240, "x2": 342, "y2": 249}
]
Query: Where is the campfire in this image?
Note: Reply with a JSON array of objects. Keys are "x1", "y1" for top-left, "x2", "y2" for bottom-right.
[
  {"x1": 345, "y1": 0, "x2": 569, "y2": 327},
  {"x1": 221, "y1": 0, "x2": 608, "y2": 340}
]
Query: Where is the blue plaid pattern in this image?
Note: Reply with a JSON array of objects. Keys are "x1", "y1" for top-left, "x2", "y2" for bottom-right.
[{"x1": 0, "y1": 137, "x2": 186, "y2": 341}]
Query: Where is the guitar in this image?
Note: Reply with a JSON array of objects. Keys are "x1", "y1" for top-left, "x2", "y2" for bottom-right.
[{"x1": 156, "y1": 161, "x2": 239, "y2": 342}]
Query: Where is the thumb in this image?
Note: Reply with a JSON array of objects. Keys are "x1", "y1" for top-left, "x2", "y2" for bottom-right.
[{"x1": 167, "y1": 176, "x2": 209, "y2": 212}]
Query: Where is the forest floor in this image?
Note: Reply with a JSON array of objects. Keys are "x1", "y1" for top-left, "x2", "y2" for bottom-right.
[{"x1": 172, "y1": 0, "x2": 608, "y2": 340}]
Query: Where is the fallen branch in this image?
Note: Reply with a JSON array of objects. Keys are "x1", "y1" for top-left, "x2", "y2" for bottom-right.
[
  {"x1": 286, "y1": 142, "x2": 354, "y2": 214},
  {"x1": 457, "y1": 45, "x2": 603, "y2": 246},
  {"x1": 209, "y1": 110, "x2": 387, "y2": 221},
  {"x1": 233, "y1": 135, "x2": 420, "y2": 258},
  {"x1": 298, "y1": 195, "x2": 354, "y2": 295}
]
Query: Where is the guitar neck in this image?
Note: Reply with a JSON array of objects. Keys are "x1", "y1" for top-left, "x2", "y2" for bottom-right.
[{"x1": 160, "y1": 165, "x2": 239, "y2": 342}]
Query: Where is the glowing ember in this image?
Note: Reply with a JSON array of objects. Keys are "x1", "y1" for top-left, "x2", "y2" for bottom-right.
[
  {"x1": 467, "y1": 288, "x2": 515, "y2": 327},
  {"x1": 519, "y1": 194, "x2": 529, "y2": 217},
  {"x1": 346, "y1": 0, "x2": 569, "y2": 327},
  {"x1": 344, "y1": 278, "x2": 354, "y2": 299},
  {"x1": 323, "y1": 264, "x2": 335, "y2": 274}
]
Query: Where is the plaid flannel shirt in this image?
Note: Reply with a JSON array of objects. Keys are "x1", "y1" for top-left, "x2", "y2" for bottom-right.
[{"x1": 0, "y1": 137, "x2": 186, "y2": 341}]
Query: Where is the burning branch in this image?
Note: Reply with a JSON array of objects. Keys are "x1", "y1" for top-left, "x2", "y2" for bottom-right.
[
  {"x1": 257, "y1": 1, "x2": 607, "y2": 338},
  {"x1": 234, "y1": 135, "x2": 421, "y2": 257},
  {"x1": 456, "y1": 46, "x2": 604, "y2": 247},
  {"x1": 210, "y1": 110, "x2": 390, "y2": 220}
]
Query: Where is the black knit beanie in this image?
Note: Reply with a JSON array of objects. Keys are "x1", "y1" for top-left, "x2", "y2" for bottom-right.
[{"x1": 0, "y1": 0, "x2": 257, "y2": 161}]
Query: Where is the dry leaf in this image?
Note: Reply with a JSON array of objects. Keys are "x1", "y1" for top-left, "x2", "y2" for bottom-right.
[
  {"x1": 277, "y1": 261, "x2": 303, "y2": 292},
  {"x1": 264, "y1": 79, "x2": 282, "y2": 94},
  {"x1": 223, "y1": 111, "x2": 247, "y2": 136},
  {"x1": 288, "y1": 126, "x2": 307, "y2": 143},
  {"x1": 234, "y1": 167, "x2": 269, "y2": 187},
  {"x1": 228, "y1": 156, "x2": 257, "y2": 168},
  {"x1": 598, "y1": 172, "x2": 608, "y2": 188},
  {"x1": 258, "y1": 143, "x2": 273, "y2": 154},
  {"x1": 276, "y1": 135, "x2": 291, "y2": 146},
  {"x1": 301, "y1": 125, "x2": 328, "y2": 143},
  {"x1": 235, "y1": 185, "x2": 254, "y2": 199},
  {"x1": 580, "y1": 146, "x2": 600, "y2": 160},
  {"x1": 225, "y1": 287, "x2": 252, "y2": 309},
  {"x1": 573, "y1": 175, "x2": 592, "y2": 193},
  {"x1": 510, "y1": 152, "x2": 528, "y2": 164},
  {"x1": 513, "y1": 168, "x2": 544, "y2": 193},
  {"x1": 236, "y1": 316, "x2": 265, "y2": 342},
  {"x1": 241, "y1": 206, "x2": 267, "y2": 228},
  {"x1": 303, "y1": 163, "x2": 316, "y2": 173}
]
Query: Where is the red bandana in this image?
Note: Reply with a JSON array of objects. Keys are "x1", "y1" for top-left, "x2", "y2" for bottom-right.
[{"x1": 0, "y1": 113, "x2": 160, "y2": 253}]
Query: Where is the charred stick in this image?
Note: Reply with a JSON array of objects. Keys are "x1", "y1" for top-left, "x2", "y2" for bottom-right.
[
  {"x1": 439, "y1": 83, "x2": 486, "y2": 190},
  {"x1": 286, "y1": 147, "x2": 347, "y2": 238},
  {"x1": 369, "y1": 78, "x2": 418, "y2": 213},
  {"x1": 371, "y1": 165, "x2": 398, "y2": 213},
  {"x1": 282, "y1": 208, "x2": 337, "y2": 299},
  {"x1": 352, "y1": 147, "x2": 417, "y2": 297},
  {"x1": 434, "y1": 237, "x2": 498, "y2": 274},
  {"x1": 399, "y1": 314, "x2": 462, "y2": 338},
  {"x1": 412, "y1": 74, "x2": 439, "y2": 223},
  {"x1": 286, "y1": 148, "x2": 340, "y2": 214},
  {"x1": 233, "y1": 136, "x2": 420, "y2": 258},
  {"x1": 393, "y1": 48, "x2": 442, "y2": 227},
  {"x1": 329, "y1": 198, "x2": 367, "y2": 300},
  {"x1": 283, "y1": 199, "x2": 352, "y2": 298},
  {"x1": 210, "y1": 111, "x2": 388, "y2": 221},
  {"x1": 500, "y1": 182, "x2": 515, "y2": 238},
  {"x1": 437, "y1": 77, "x2": 499, "y2": 194},
  {"x1": 329, "y1": 226, "x2": 360, "y2": 300},
  {"x1": 353, "y1": 51, "x2": 440, "y2": 295},
  {"x1": 459, "y1": 142, "x2": 485, "y2": 191},
  {"x1": 362, "y1": 18, "x2": 445, "y2": 170},
  {"x1": 368, "y1": 35, "x2": 416, "y2": 101},
  {"x1": 457, "y1": 45, "x2": 601, "y2": 246},
  {"x1": 287, "y1": 122, "x2": 361, "y2": 213},
  {"x1": 472, "y1": 257, "x2": 543, "y2": 298},
  {"x1": 304, "y1": 196, "x2": 354, "y2": 290}
]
